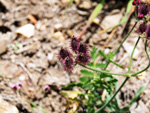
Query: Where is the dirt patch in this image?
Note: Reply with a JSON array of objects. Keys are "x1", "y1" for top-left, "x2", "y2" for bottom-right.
[{"x1": 0, "y1": 0, "x2": 150, "y2": 113}]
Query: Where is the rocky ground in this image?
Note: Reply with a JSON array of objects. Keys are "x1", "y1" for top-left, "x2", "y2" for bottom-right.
[{"x1": 0, "y1": 0, "x2": 150, "y2": 113}]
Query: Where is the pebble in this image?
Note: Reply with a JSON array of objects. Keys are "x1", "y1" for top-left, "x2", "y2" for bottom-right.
[
  {"x1": 54, "y1": 23, "x2": 63, "y2": 30},
  {"x1": 0, "y1": 95, "x2": 19, "y2": 113},
  {"x1": 101, "y1": 13, "x2": 122, "y2": 32},
  {"x1": 67, "y1": 30, "x2": 73, "y2": 37},
  {"x1": 0, "y1": 40, "x2": 7, "y2": 55},
  {"x1": 61, "y1": 0, "x2": 70, "y2": 5},
  {"x1": 74, "y1": 0, "x2": 80, "y2": 5},
  {"x1": 79, "y1": 0, "x2": 92, "y2": 10},
  {"x1": 77, "y1": 10, "x2": 89, "y2": 16},
  {"x1": 53, "y1": 31, "x2": 65, "y2": 41},
  {"x1": 16, "y1": 24, "x2": 35, "y2": 38},
  {"x1": 48, "y1": 53, "x2": 54, "y2": 61},
  {"x1": 92, "y1": 18, "x2": 100, "y2": 25}
]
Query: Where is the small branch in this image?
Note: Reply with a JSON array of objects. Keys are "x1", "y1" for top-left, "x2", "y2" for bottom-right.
[
  {"x1": 80, "y1": 64, "x2": 129, "y2": 77},
  {"x1": 95, "y1": 77, "x2": 129, "y2": 113},
  {"x1": 94, "y1": 39, "x2": 150, "y2": 112},
  {"x1": 131, "y1": 40, "x2": 150, "y2": 76},
  {"x1": 77, "y1": 23, "x2": 91, "y2": 39},
  {"x1": 128, "y1": 37, "x2": 140, "y2": 73}
]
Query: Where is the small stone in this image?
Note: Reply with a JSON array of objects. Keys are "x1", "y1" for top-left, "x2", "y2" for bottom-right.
[
  {"x1": 79, "y1": 0, "x2": 92, "y2": 10},
  {"x1": 101, "y1": 13, "x2": 122, "y2": 32},
  {"x1": 74, "y1": 0, "x2": 80, "y2": 5},
  {"x1": 61, "y1": 0, "x2": 70, "y2": 5},
  {"x1": 16, "y1": 24, "x2": 35, "y2": 38},
  {"x1": 123, "y1": 41, "x2": 139, "y2": 59},
  {"x1": 67, "y1": 30, "x2": 73, "y2": 37},
  {"x1": 27, "y1": 63, "x2": 36, "y2": 69},
  {"x1": 54, "y1": 23, "x2": 63, "y2": 30},
  {"x1": 92, "y1": 18, "x2": 100, "y2": 25},
  {"x1": 48, "y1": 53, "x2": 53, "y2": 61},
  {"x1": 77, "y1": 10, "x2": 89, "y2": 16},
  {"x1": 0, "y1": 96, "x2": 19, "y2": 113},
  {"x1": 53, "y1": 32, "x2": 65, "y2": 41},
  {"x1": 19, "y1": 75, "x2": 25, "y2": 81},
  {"x1": 0, "y1": 41, "x2": 7, "y2": 55},
  {"x1": 0, "y1": 0, "x2": 13, "y2": 10},
  {"x1": 138, "y1": 72, "x2": 146, "y2": 80}
]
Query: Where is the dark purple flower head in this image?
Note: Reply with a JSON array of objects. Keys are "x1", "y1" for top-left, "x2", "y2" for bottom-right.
[
  {"x1": 76, "y1": 53, "x2": 90, "y2": 65},
  {"x1": 145, "y1": 24, "x2": 150, "y2": 39},
  {"x1": 133, "y1": 0, "x2": 141, "y2": 5},
  {"x1": 133, "y1": 0, "x2": 136, "y2": 5},
  {"x1": 138, "y1": 3, "x2": 150, "y2": 19},
  {"x1": 70, "y1": 36, "x2": 79, "y2": 52},
  {"x1": 137, "y1": 0, "x2": 141, "y2": 4},
  {"x1": 18, "y1": 82, "x2": 23, "y2": 88},
  {"x1": 44, "y1": 85, "x2": 50, "y2": 92},
  {"x1": 11, "y1": 85, "x2": 18, "y2": 91},
  {"x1": 78, "y1": 43, "x2": 88, "y2": 54},
  {"x1": 138, "y1": 22, "x2": 147, "y2": 34},
  {"x1": 138, "y1": 14, "x2": 144, "y2": 19},
  {"x1": 58, "y1": 48, "x2": 71, "y2": 61},
  {"x1": 63, "y1": 56, "x2": 74, "y2": 72}
]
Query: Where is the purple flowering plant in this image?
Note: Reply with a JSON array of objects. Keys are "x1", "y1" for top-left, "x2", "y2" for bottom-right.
[
  {"x1": 59, "y1": 0, "x2": 150, "y2": 112},
  {"x1": 58, "y1": 36, "x2": 90, "y2": 73}
]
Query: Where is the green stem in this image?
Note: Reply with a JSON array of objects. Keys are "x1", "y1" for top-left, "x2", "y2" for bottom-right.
[
  {"x1": 115, "y1": 20, "x2": 138, "y2": 55},
  {"x1": 128, "y1": 37, "x2": 140, "y2": 73},
  {"x1": 80, "y1": 50, "x2": 150, "y2": 77},
  {"x1": 95, "y1": 36, "x2": 141, "y2": 113},
  {"x1": 131, "y1": 40, "x2": 150, "y2": 76},
  {"x1": 80, "y1": 64, "x2": 129, "y2": 77},
  {"x1": 95, "y1": 39, "x2": 150, "y2": 113},
  {"x1": 104, "y1": 20, "x2": 138, "y2": 69},
  {"x1": 95, "y1": 77, "x2": 129, "y2": 113}
]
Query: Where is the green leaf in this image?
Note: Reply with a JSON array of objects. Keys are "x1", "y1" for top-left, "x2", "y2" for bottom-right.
[
  {"x1": 107, "y1": 79, "x2": 118, "y2": 84},
  {"x1": 99, "y1": 50, "x2": 123, "y2": 68},
  {"x1": 129, "y1": 84, "x2": 147, "y2": 105},
  {"x1": 88, "y1": 0, "x2": 105, "y2": 23},
  {"x1": 62, "y1": 82, "x2": 82, "y2": 89},
  {"x1": 88, "y1": 107, "x2": 95, "y2": 113},
  {"x1": 126, "y1": 0, "x2": 133, "y2": 14},
  {"x1": 83, "y1": 82, "x2": 94, "y2": 90},
  {"x1": 67, "y1": 0, "x2": 74, "y2": 7},
  {"x1": 80, "y1": 77, "x2": 89, "y2": 83},
  {"x1": 119, "y1": 0, "x2": 133, "y2": 25},
  {"x1": 80, "y1": 70, "x2": 94, "y2": 77},
  {"x1": 88, "y1": 63, "x2": 94, "y2": 67},
  {"x1": 109, "y1": 59, "x2": 124, "y2": 69},
  {"x1": 90, "y1": 46, "x2": 101, "y2": 63},
  {"x1": 99, "y1": 50, "x2": 109, "y2": 60},
  {"x1": 109, "y1": 51, "x2": 115, "y2": 59},
  {"x1": 91, "y1": 47, "x2": 97, "y2": 57},
  {"x1": 120, "y1": 106, "x2": 130, "y2": 112},
  {"x1": 95, "y1": 63, "x2": 106, "y2": 68}
]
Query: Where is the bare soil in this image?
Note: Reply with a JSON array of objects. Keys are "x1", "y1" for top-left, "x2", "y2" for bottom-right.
[{"x1": 0, "y1": 0, "x2": 150, "y2": 113}]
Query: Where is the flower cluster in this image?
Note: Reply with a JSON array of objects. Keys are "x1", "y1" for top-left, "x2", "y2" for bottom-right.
[
  {"x1": 138, "y1": 21, "x2": 150, "y2": 39},
  {"x1": 133, "y1": 0, "x2": 150, "y2": 19},
  {"x1": 11, "y1": 82, "x2": 23, "y2": 91},
  {"x1": 58, "y1": 36, "x2": 90, "y2": 72},
  {"x1": 44, "y1": 85, "x2": 50, "y2": 92},
  {"x1": 133, "y1": 0, "x2": 150, "y2": 39}
]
